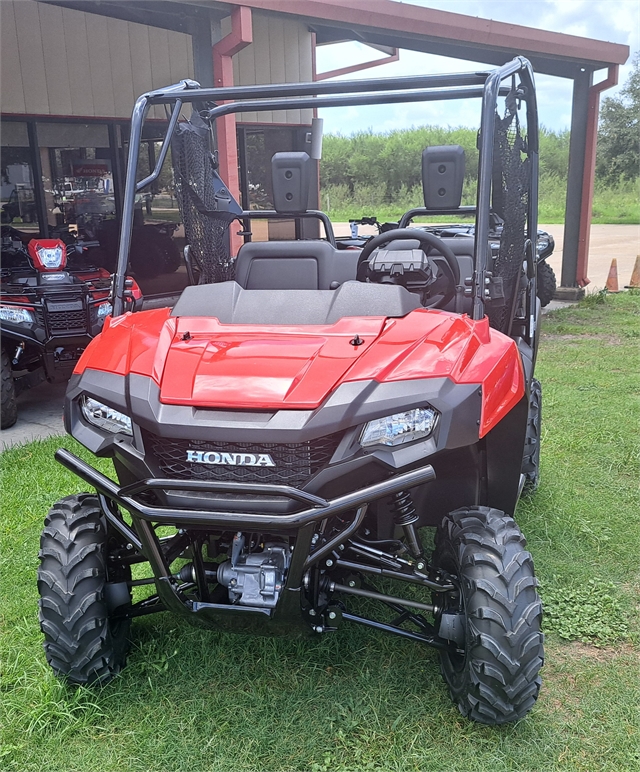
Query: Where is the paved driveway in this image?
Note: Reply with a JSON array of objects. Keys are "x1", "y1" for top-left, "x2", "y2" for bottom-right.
[
  {"x1": 1, "y1": 381, "x2": 66, "y2": 449},
  {"x1": 540, "y1": 223, "x2": 639, "y2": 290},
  {"x1": 2, "y1": 225, "x2": 638, "y2": 451}
]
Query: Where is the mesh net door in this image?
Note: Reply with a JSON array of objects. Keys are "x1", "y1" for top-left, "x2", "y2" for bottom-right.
[
  {"x1": 487, "y1": 87, "x2": 531, "y2": 333},
  {"x1": 171, "y1": 117, "x2": 242, "y2": 284}
]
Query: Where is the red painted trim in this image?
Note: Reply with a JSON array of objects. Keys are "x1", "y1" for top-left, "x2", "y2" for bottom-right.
[
  {"x1": 576, "y1": 65, "x2": 619, "y2": 287},
  {"x1": 311, "y1": 31, "x2": 318, "y2": 84},
  {"x1": 212, "y1": 5, "x2": 254, "y2": 257},
  {"x1": 315, "y1": 50, "x2": 399, "y2": 81},
  {"x1": 215, "y1": 5, "x2": 253, "y2": 58},
  {"x1": 222, "y1": 0, "x2": 628, "y2": 67}
]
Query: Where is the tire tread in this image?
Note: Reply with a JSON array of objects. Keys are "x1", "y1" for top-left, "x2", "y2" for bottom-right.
[
  {"x1": 37, "y1": 493, "x2": 131, "y2": 685},
  {"x1": 1, "y1": 347, "x2": 17, "y2": 429},
  {"x1": 434, "y1": 506, "x2": 544, "y2": 724}
]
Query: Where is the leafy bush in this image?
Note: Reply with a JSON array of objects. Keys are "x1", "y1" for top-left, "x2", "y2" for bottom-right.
[
  {"x1": 320, "y1": 122, "x2": 639, "y2": 223},
  {"x1": 597, "y1": 53, "x2": 640, "y2": 184},
  {"x1": 541, "y1": 578, "x2": 631, "y2": 644}
]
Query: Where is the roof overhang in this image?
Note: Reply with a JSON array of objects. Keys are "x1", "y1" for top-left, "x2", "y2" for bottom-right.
[
  {"x1": 40, "y1": 0, "x2": 629, "y2": 79},
  {"x1": 232, "y1": 0, "x2": 628, "y2": 78},
  {"x1": 37, "y1": 0, "x2": 230, "y2": 34}
]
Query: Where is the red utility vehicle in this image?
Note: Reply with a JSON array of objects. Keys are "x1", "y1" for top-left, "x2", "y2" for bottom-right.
[
  {"x1": 38, "y1": 59, "x2": 544, "y2": 724},
  {"x1": 0, "y1": 227, "x2": 142, "y2": 428}
]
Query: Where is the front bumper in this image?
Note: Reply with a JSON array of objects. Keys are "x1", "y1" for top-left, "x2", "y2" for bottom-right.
[
  {"x1": 55, "y1": 447, "x2": 437, "y2": 634},
  {"x1": 55, "y1": 447, "x2": 435, "y2": 531},
  {"x1": 64, "y1": 369, "x2": 482, "y2": 515}
]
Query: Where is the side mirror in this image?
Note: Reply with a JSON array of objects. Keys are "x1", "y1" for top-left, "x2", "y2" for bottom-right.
[{"x1": 309, "y1": 117, "x2": 323, "y2": 160}]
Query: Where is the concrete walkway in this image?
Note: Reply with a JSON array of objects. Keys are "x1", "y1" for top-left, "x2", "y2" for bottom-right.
[
  {"x1": 1, "y1": 380, "x2": 66, "y2": 450},
  {"x1": 539, "y1": 223, "x2": 639, "y2": 292},
  {"x1": 332, "y1": 222, "x2": 640, "y2": 291},
  {"x1": 1, "y1": 224, "x2": 638, "y2": 451}
]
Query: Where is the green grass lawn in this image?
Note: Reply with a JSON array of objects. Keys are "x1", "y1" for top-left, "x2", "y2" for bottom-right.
[
  {"x1": 322, "y1": 178, "x2": 640, "y2": 225},
  {"x1": 1, "y1": 294, "x2": 639, "y2": 772}
]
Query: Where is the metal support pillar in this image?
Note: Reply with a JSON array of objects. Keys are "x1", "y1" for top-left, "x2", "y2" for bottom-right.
[
  {"x1": 190, "y1": 8, "x2": 215, "y2": 88},
  {"x1": 561, "y1": 68, "x2": 592, "y2": 294},
  {"x1": 576, "y1": 65, "x2": 619, "y2": 287},
  {"x1": 212, "y1": 6, "x2": 253, "y2": 256},
  {"x1": 27, "y1": 121, "x2": 49, "y2": 238}
]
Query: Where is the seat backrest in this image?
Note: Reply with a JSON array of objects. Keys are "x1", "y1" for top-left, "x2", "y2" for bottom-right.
[{"x1": 234, "y1": 240, "x2": 358, "y2": 290}]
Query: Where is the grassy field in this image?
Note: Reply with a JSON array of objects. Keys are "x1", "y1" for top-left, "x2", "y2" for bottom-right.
[
  {"x1": 321, "y1": 178, "x2": 640, "y2": 226},
  {"x1": 1, "y1": 294, "x2": 639, "y2": 772}
]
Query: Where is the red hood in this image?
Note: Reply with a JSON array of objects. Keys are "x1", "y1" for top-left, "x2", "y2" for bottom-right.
[
  {"x1": 159, "y1": 316, "x2": 387, "y2": 409},
  {"x1": 75, "y1": 307, "x2": 523, "y2": 433}
]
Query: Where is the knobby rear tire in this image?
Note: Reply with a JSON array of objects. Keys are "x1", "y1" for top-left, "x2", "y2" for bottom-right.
[
  {"x1": 522, "y1": 378, "x2": 542, "y2": 494},
  {"x1": 537, "y1": 261, "x2": 556, "y2": 308},
  {"x1": 1, "y1": 346, "x2": 18, "y2": 429},
  {"x1": 37, "y1": 493, "x2": 132, "y2": 684},
  {"x1": 433, "y1": 506, "x2": 544, "y2": 724}
]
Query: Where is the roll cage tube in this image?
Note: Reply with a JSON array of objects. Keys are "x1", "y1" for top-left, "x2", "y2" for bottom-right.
[
  {"x1": 474, "y1": 56, "x2": 538, "y2": 321},
  {"x1": 112, "y1": 58, "x2": 538, "y2": 320}
]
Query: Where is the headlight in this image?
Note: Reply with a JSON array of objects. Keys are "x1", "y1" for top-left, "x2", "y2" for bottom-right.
[
  {"x1": 0, "y1": 305, "x2": 35, "y2": 324},
  {"x1": 536, "y1": 231, "x2": 554, "y2": 257},
  {"x1": 360, "y1": 407, "x2": 438, "y2": 448},
  {"x1": 81, "y1": 396, "x2": 133, "y2": 435},
  {"x1": 536, "y1": 235, "x2": 549, "y2": 255},
  {"x1": 96, "y1": 301, "x2": 112, "y2": 320},
  {"x1": 37, "y1": 245, "x2": 65, "y2": 269}
]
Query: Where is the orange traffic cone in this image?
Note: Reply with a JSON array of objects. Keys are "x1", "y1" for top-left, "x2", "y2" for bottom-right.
[
  {"x1": 624, "y1": 255, "x2": 640, "y2": 288},
  {"x1": 605, "y1": 258, "x2": 619, "y2": 292}
]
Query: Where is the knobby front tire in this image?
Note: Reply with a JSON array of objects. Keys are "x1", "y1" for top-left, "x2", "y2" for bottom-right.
[
  {"x1": 38, "y1": 493, "x2": 132, "y2": 684},
  {"x1": 433, "y1": 506, "x2": 544, "y2": 724}
]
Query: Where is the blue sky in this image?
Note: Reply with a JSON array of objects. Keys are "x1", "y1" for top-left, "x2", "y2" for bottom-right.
[{"x1": 315, "y1": 0, "x2": 639, "y2": 134}]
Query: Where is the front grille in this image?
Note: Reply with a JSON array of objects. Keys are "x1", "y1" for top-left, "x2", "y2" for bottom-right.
[
  {"x1": 143, "y1": 431, "x2": 343, "y2": 488},
  {"x1": 35, "y1": 296, "x2": 89, "y2": 334},
  {"x1": 47, "y1": 309, "x2": 88, "y2": 333}
]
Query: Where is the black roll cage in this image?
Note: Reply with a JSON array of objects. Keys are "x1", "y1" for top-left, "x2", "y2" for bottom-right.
[{"x1": 113, "y1": 57, "x2": 538, "y2": 321}]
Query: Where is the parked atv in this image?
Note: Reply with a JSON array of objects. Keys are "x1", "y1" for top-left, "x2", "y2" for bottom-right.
[
  {"x1": 0, "y1": 226, "x2": 142, "y2": 428},
  {"x1": 84, "y1": 217, "x2": 181, "y2": 278},
  {"x1": 339, "y1": 215, "x2": 557, "y2": 307},
  {"x1": 39, "y1": 59, "x2": 544, "y2": 724}
]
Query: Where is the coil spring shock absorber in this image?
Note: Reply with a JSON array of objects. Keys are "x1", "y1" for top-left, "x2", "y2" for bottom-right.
[{"x1": 392, "y1": 490, "x2": 423, "y2": 559}]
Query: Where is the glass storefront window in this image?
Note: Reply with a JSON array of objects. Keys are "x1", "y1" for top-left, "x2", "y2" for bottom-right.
[
  {"x1": 1, "y1": 122, "x2": 38, "y2": 232},
  {"x1": 240, "y1": 127, "x2": 319, "y2": 241},
  {"x1": 37, "y1": 122, "x2": 114, "y2": 234},
  {"x1": 118, "y1": 124, "x2": 186, "y2": 290}
]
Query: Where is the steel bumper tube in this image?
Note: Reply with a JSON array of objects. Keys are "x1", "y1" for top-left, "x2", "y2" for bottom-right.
[
  {"x1": 55, "y1": 447, "x2": 436, "y2": 530},
  {"x1": 55, "y1": 447, "x2": 436, "y2": 635}
]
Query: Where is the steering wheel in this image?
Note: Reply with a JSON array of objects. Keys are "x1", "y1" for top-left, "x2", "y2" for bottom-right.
[{"x1": 356, "y1": 228, "x2": 461, "y2": 309}]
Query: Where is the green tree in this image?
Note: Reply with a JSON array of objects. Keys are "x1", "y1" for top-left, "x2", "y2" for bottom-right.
[{"x1": 596, "y1": 53, "x2": 639, "y2": 184}]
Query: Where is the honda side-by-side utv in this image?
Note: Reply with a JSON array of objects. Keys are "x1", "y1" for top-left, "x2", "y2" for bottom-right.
[{"x1": 38, "y1": 58, "x2": 544, "y2": 725}]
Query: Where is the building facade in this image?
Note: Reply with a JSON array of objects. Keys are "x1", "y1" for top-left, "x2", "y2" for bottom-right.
[{"x1": 1, "y1": 0, "x2": 314, "y2": 241}]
